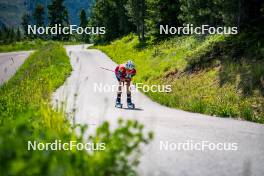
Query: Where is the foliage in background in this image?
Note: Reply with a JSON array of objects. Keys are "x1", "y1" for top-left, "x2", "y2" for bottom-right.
[
  {"x1": 21, "y1": 13, "x2": 32, "y2": 38},
  {"x1": 89, "y1": 0, "x2": 264, "y2": 43},
  {"x1": 0, "y1": 0, "x2": 93, "y2": 28},
  {"x1": 0, "y1": 42, "x2": 152, "y2": 175},
  {"x1": 178, "y1": 0, "x2": 263, "y2": 30},
  {"x1": 0, "y1": 27, "x2": 22, "y2": 44},
  {"x1": 125, "y1": 0, "x2": 146, "y2": 42},
  {"x1": 48, "y1": 0, "x2": 70, "y2": 40},
  {"x1": 79, "y1": 9, "x2": 89, "y2": 42},
  {"x1": 89, "y1": 0, "x2": 135, "y2": 43},
  {"x1": 146, "y1": 0, "x2": 181, "y2": 38},
  {"x1": 1, "y1": 0, "x2": 263, "y2": 44},
  {"x1": 95, "y1": 33, "x2": 264, "y2": 123},
  {"x1": 34, "y1": 4, "x2": 45, "y2": 28}
]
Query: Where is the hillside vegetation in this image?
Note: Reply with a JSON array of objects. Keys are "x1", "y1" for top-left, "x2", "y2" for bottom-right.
[
  {"x1": 0, "y1": 40, "x2": 82, "y2": 52},
  {"x1": 95, "y1": 34, "x2": 264, "y2": 123},
  {"x1": 0, "y1": 40, "x2": 47, "y2": 52}
]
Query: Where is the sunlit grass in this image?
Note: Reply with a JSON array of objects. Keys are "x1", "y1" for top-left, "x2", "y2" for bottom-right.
[
  {"x1": 0, "y1": 39, "x2": 82, "y2": 53},
  {"x1": 0, "y1": 42, "x2": 71, "y2": 132},
  {"x1": 0, "y1": 39, "x2": 47, "y2": 53},
  {"x1": 95, "y1": 34, "x2": 264, "y2": 123},
  {"x1": 0, "y1": 42, "x2": 152, "y2": 175}
]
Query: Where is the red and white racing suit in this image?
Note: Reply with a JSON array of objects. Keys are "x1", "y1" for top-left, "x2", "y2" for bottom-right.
[{"x1": 115, "y1": 64, "x2": 136, "y2": 82}]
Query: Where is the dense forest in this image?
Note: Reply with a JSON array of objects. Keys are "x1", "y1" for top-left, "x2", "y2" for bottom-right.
[
  {"x1": 89, "y1": 0, "x2": 264, "y2": 42},
  {"x1": 0, "y1": 0, "x2": 93, "y2": 43},
  {"x1": 0, "y1": 0, "x2": 93, "y2": 27},
  {"x1": 1, "y1": 0, "x2": 263, "y2": 44}
]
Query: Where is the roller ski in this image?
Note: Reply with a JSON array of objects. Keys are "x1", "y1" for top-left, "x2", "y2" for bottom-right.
[
  {"x1": 115, "y1": 99, "x2": 123, "y2": 108},
  {"x1": 127, "y1": 94, "x2": 135, "y2": 109},
  {"x1": 127, "y1": 102, "x2": 135, "y2": 109}
]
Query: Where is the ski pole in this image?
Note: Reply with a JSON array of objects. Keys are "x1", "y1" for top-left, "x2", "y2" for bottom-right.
[{"x1": 99, "y1": 67, "x2": 115, "y2": 72}]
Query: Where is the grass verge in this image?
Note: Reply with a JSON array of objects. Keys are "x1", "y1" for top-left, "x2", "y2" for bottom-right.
[
  {"x1": 95, "y1": 34, "x2": 264, "y2": 123},
  {"x1": 0, "y1": 40, "x2": 48, "y2": 53},
  {"x1": 0, "y1": 40, "x2": 83, "y2": 53},
  {"x1": 0, "y1": 42, "x2": 152, "y2": 175}
]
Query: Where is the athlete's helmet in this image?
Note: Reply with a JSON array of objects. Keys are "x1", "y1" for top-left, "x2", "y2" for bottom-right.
[{"x1": 125, "y1": 60, "x2": 135, "y2": 70}]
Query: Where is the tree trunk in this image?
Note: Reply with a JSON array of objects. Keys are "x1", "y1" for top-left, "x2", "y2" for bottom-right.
[
  {"x1": 137, "y1": 25, "x2": 141, "y2": 41},
  {"x1": 141, "y1": 21, "x2": 145, "y2": 42},
  {"x1": 237, "y1": 0, "x2": 241, "y2": 31}
]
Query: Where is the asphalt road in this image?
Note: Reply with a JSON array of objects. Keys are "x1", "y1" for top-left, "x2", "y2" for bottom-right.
[
  {"x1": 0, "y1": 51, "x2": 32, "y2": 85},
  {"x1": 52, "y1": 45, "x2": 264, "y2": 176}
]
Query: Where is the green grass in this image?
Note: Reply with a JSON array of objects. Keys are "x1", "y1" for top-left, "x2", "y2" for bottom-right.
[
  {"x1": 0, "y1": 40, "x2": 48, "y2": 53},
  {"x1": 0, "y1": 42, "x2": 152, "y2": 175},
  {"x1": 0, "y1": 39, "x2": 83, "y2": 53},
  {"x1": 95, "y1": 34, "x2": 264, "y2": 123},
  {"x1": 0, "y1": 42, "x2": 70, "y2": 128}
]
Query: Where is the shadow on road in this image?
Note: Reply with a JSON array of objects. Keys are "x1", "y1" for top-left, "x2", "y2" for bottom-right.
[{"x1": 122, "y1": 107, "x2": 144, "y2": 111}]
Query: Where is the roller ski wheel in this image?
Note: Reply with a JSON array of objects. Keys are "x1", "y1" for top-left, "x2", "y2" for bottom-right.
[
  {"x1": 127, "y1": 102, "x2": 135, "y2": 109},
  {"x1": 115, "y1": 102, "x2": 123, "y2": 108}
]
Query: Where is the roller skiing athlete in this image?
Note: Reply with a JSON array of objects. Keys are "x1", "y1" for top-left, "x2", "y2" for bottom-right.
[{"x1": 115, "y1": 60, "x2": 136, "y2": 109}]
